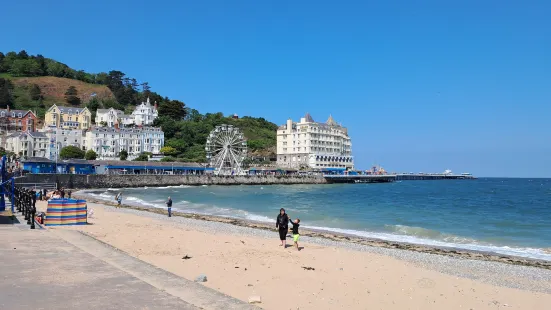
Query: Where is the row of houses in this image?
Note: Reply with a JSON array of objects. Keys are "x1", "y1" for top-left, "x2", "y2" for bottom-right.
[
  {"x1": 42, "y1": 97, "x2": 159, "y2": 130},
  {"x1": 1, "y1": 98, "x2": 165, "y2": 161},
  {"x1": 4, "y1": 126, "x2": 165, "y2": 160}
]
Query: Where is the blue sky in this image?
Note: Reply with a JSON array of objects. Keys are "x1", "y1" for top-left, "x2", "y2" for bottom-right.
[{"x1": 2, "y1": 1, "x2": 550, "y2": 177}]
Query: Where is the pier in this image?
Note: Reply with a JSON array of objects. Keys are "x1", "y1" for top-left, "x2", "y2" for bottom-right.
[
  {"x1": 324, "y1": 175, "x2": 396, "y2": 184},
  {"x1": 324, "y1": 173, "x2": 477, "y2": 184},
  {"x1": 396, "y1": 174, "x2": 477, "y2": 181}
]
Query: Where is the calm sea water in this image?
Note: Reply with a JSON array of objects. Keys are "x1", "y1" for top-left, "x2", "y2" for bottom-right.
[{"x1": 84, "y1": 178, "x2": 551, "y2": 261}]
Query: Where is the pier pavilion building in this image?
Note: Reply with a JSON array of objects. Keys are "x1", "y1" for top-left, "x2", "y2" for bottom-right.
[{"x1": 276, "y1": 113, "x2": 353, "y2": 170}]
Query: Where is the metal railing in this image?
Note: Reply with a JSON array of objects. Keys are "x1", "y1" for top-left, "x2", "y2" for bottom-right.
[
  {"x1": 12, "y1": 186, "x2": 38, "y2": 229},
  {"x1": 13, "y1": 183, "x2": 57, "y2": 190}
]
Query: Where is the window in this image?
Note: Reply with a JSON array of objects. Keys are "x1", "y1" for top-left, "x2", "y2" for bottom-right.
[{"x1": 18, "y1": 113, "x2": 22, "y2": 118}]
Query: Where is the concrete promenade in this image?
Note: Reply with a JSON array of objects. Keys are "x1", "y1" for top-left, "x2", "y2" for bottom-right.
[{"x1": 0, "y1": 215, "x2": 257, "y2": 310}]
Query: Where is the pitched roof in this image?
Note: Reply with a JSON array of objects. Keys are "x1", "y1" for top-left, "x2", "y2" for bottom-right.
[
  {"x1": 6, "y1": 131, "x2": 46, "y2": 139},
  {"x1": 28, "y1": 132, "x2": 47, "y2": 138},
  {"x1": 96, "y1": 108, "x2": 125, "y2": 115},
  {"x1": 326, "y1": 114, "x2": 337, "y2": 126},
  {"x1": 49, "y1": 105, "x2": 89, "y2": 114},
  {"x1": 0, "y1": 109, "x2": 34, "y2": 118},
  {"x1": 304, "y1": 112, "x2": 315, "y2": 122}
]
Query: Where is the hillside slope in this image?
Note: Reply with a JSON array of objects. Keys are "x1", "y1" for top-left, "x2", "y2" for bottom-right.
[{"x1": 13, "y1": 76, "x2": 114, "y2": 103}]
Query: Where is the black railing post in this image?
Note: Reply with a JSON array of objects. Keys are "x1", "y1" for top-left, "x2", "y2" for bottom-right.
[
  {"x1": 30, "y1": 190, "x2": 36, "y2": 229},
  {"x1": 25, "y1": 189, "x2": 32, "y2": 225},
  {"x1": 15, "y1": 187, "x2": 21, "y2": 212},
  {"x1": 21, "y1": 189, "x2": 26, "y2": 217}
]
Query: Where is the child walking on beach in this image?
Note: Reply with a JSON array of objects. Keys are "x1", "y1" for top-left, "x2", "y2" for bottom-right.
[
  {"x1": 115, "y1": 192, "x2": 122, "y2": 207},
  {"x1": 289, "y1": 218, "x2": 301, "y2": 251}
]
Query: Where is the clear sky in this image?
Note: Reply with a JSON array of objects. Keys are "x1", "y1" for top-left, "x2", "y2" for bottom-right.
[{"x1": 2, "y1": 1, "x2": 550, "y2": 177}]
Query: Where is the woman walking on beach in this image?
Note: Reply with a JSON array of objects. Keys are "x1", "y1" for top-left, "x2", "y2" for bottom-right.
[{"x1": 276, "y1": 208, "x2": 289, "y2": 248}]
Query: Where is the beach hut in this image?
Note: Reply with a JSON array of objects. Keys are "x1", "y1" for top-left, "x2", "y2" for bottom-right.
[{"x1": 44, "y1": 198, "x2": 87, "y2": 226}]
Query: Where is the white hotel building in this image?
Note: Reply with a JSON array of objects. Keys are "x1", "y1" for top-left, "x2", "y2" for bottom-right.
[
  {"x1": 85, "y1": 127, "x2": 165, "y2": 160},
  {"x1": 277, "y1": 113, "x2": 353, "y2": 170},
  {"x1": 95, "y1": 97, "x2": 159, "y2": 128}
]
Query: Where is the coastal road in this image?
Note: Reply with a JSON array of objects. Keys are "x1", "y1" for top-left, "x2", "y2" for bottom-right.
[{"x1": 0, "y1": 215, "x2": 257, "y2": 310}]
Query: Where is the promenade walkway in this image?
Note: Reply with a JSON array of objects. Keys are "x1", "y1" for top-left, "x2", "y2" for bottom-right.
[{"x1": 0, "y1": 215, "x2": 256, "y2": 310}]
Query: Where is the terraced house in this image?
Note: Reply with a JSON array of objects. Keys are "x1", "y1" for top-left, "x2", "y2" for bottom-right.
[
  {"x1": 0, "y1": 108, "x2": 37, "y2": 133},
  {"x1": 5, "y1": 131, "x2": 48, "y2": 158},
  {"x1": 85, "y1": 126, "x2": 164, "y2": 160},
  {"x1": 44, "y1": 105, "x2": 92, "y2": 130}
]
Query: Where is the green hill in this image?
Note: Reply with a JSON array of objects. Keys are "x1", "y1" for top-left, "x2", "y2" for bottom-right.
[{"x1": 0, "y1": 50, "x2": 277, "y2": 163}]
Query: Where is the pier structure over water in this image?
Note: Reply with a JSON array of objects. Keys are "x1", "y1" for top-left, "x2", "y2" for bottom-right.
[
  {"x1": 324, "y1": 173, "x2": 477, "y2": 184},
  {"x1": 324, "y1": 175, "x2": 396, "y2": 183},
  {"x1": 396, "y1": 173, "x2": 477, "y2": 181}
]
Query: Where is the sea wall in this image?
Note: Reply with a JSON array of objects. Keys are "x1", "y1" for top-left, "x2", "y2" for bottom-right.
[{"x1": 15, "y1": 174, "x2": 327, "y2": 188}]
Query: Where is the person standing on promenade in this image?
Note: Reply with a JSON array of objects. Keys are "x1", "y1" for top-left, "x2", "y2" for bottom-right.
[
  {"x1": 276, "y1": 208, "x2": 289, "y2": 248},
  {"x1": 166, "y1": 196, "x2": 173, "y2": 217},
  {"x1": 68, "y1": 190, "x2": 72, "y2": 199},
  {"x1": 60, "y1": 188, "x2": 65, "y2": 199}
]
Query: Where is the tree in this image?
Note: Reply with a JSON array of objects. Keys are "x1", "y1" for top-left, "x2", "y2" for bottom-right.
[
  {"x1": 154, "y1": 116, "x2": 178, "y2": 139},
  {"x1": 159, "y1": 100, "x2": 186, "y2": 120},
  {"x1": 119, "y1": 150, "x2": 128, "y2": 161},
  {"x1": 64, "y1": 86, "x2": 81, "y2": 105},
  {"x1": 59, "y1": 146, "x2": 85, "y2": 159},
  {"x1": 0, "y1": 78, "x2": 14, "y2": 109},
  {"x1": 160, "y1": 146, "x2": 178, "y2": 156},
  {"x1": 29, "y1": 84, "x2": 42, "y2": 100},
  {"x1": 46, "y1": 60, "x2": 69, "y2": 77},
  {"x1": 75, "y1": 70, "x2": 86, "y2": 81},
  {"x1": 102, "y1": 98, "x2": 125, "y2": 110},
  {"x1": 85, "y1": 150, "x2": 97, "y2": 160},
  {"x1": 185, "y1": 108, "x2": 204, "y2": 122},
  {"x1": 133, "y1": 153, "x2": 149, "y2": 161},
  {"x1": 17, "y1": 50, "x2": 29, "y2": 59},
  {"x1": 86, "y1": 97, "x2": 101, "y2": 120},
  {"x1": 34, "y1": 54, "x2": 47, "y2": 76},
  {"x1": 95, "y1": 72, "x2": 108, "y2": 85}
]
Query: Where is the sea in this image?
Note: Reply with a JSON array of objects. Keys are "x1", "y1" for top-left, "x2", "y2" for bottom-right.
[{"x1": 82, "y1": 178, "x2": 551, "y2": 261}]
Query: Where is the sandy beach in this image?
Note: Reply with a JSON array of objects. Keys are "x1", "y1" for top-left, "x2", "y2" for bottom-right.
[{"x1": 37, "y1": 199, "x2": 551, "y2": 309}]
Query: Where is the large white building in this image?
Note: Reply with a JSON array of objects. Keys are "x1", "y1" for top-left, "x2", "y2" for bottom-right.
[
  {"x1": 277, "y1": 113, "x2": 353, "y2": 170},
  {"x1": 85, "y1": 126, "x2": 165, "y2": 160},
  {"x1": 131, "y1": 97, "x2": 159, "y2": 126},
  {"x1": 95, "y1": 98, "x2": 159, "y2": 128},
  {"x1": 5, "y1": 131, "x2": 49, "y2": 158},
  {"x1": 95, "y1": 108, "x2": 126, "y2": 128},
  {"x1": 39, "y1": 128, "x2": 85, "y2": 160}
]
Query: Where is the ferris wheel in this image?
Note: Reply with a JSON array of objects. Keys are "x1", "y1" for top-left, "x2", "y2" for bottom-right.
[{"x1": 205, "y1": 124, "x2": 248, "y2": 175}]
